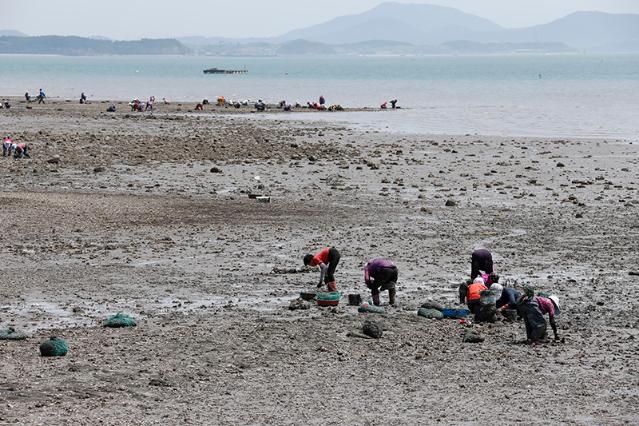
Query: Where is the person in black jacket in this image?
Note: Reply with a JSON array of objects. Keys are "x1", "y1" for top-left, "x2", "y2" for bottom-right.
[{"x1": 471, "y1": 248, "x2": 493, "y2": 280}]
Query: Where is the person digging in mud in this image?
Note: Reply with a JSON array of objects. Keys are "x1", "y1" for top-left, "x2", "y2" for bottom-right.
[
  {"x1": 537, "y1": 291, "x2": 562, "y2": 317},
  {"x1": 13, "y1": 143, "x2": 30, "y2": 159},
  {"x1": 364, "y1": 258, "x2": 398, "y2": 306},
  {"x1": 303, "y1": 247, "x2": 340, "y2": 292},
  {"x1": 459, "y1": 276, "x2": 487, "y2": 315},
  {"x1": 471, "y1": 248, "x2": 494, "y2": 280},
  {"x1": 513, "y1": 285, "x2": 560, "y2": 344},
  {"x1": 3, "y1": 135, "x2": 13, "y2": 157},
  {"x1": 491, "y1": 283, "x2": 521, "y2": 310}
]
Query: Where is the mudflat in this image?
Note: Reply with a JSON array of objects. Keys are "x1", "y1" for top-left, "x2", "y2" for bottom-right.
[{"x1": 1, "y1": 100, "x2": 638, "y2": 424}]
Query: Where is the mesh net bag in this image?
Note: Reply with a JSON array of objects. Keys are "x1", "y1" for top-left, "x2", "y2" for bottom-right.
[
  {"x1": 0, "y1": 327, "x2": 27, "y2": 341},
  {"x1": 40, "y1": 336, "x2": 68, "y2": 357},
  {"x1": 103, "y1": 313, "x2": 137, "y2": 328}
]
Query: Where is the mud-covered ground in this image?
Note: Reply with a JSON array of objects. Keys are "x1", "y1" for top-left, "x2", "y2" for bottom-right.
[{"x1": 1, "y1": 100, "x2": 638, "y2": 424}]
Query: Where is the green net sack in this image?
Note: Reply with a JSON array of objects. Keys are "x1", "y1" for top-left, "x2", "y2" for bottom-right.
[
  {"x1": 358, "y1": 304, "x2": 385, "y2": 314},
  {"x1": 0, "y1": 327, "x2": 27, "y2": 341},
  {"x1": 103, "y1": 313, "x2": 137, "y2": 328},
  {"x1": 417, "y1": 308, "x2": 444, "y2": 319},
  {"x1": 40, "y1": 337, "x2": 68, "y2": 357}
]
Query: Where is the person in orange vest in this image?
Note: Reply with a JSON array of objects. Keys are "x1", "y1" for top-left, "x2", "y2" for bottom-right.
[
  {"x1": 303, "y1": 247, "x2": 340, "y2": 292},
  {"x1": 459, "y1": 276, "x2": 487, "y2": 315}
]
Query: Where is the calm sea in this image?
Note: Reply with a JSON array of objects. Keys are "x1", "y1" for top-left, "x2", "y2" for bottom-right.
[{"x1": 1, "y1": 54, "x2": 638, "y2": 139}]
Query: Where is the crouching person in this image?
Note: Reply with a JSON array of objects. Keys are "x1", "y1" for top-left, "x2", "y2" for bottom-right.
[
  {"x1": 364, "y1": 258, "x2": 398, "y2": 306},
  {"x1": 14, "y1": 143, "x2": 30, "y2": 159},
  {"x1": 459, "y1": 276, "x2": 487, "y2": 315},
  {"x1": 514, "y1": 285, "x2": 560, "y2": 344}
]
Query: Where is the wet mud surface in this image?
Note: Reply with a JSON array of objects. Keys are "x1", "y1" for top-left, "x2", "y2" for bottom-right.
[{"x1": 0, "y1": 101, "x2": 638, "y2": 424}]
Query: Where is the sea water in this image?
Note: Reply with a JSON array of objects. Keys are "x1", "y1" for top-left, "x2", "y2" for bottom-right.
[{"x1": 0, "y1": 54, "x2": 638, "y2": 139}]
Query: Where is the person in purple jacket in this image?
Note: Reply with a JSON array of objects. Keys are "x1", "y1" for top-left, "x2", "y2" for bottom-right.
[{"x1": 364, "y1": 259, "x2": 398, "y2": 306}]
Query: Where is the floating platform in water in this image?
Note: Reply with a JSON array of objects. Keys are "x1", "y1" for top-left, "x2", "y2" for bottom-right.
[{"x1": 203, "y1": 68, "x2": 248, "y2": 74}]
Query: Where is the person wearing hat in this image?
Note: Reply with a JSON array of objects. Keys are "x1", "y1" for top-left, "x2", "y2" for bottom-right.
[
  {"x1": 460, "y1": 276, "x2": 487, "y2": 315},
  {"x1": 490, "y1": 283, "x2": 521, "y2": 310},
  {"x1": 514, "y1": 285, "x2": 560, "y2": 344},
  {"x1": 548, "y1": 295, "x2": 561, "y2": 316},
  {"x1": 2, "y1": 135, "x2": 13, "y2": 157},
  {"x1": 538, "y1": 291, "x2": 561, "y2": 316},
  {"x1": 303, "y1": 246, "x2": 340, "y2": 292},
  {"x1": 364, "y1": 258, "x2": 398, "y2": 306},
  {"x1": 13, "y1": 143, "x2": 30, "y2": 159}
]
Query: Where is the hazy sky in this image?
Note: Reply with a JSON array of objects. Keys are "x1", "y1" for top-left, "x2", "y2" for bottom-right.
[{"x1": 2, "y1": 0, "x2": 639, "y2": 39}]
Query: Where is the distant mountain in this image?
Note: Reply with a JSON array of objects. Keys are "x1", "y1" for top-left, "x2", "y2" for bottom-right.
[
  {"x1": 280, "y1": 2, "x2": 502, "y2": 44},
  {"x1": 276, "y1": 40, "x2": 335, "y2": 55},
  {"x1": 88, "y1": 35, "x2": 113, "y2": 41},
  {"x1": 0, "y1": 30, "x2": 27, "y2": 37},
  {"x1": 277, "y1": 3, "x2": 639, "y2": 52},
  {"x1": 0, "y1": 36, "x2": 190, "y2": 55},
  {"x1": 4, "y1": 4, "x2": 639, "y2": 56},
  {"x1": 480, "y1": 11, "x2": 639, "y2": 50},
  {"x1": 178, "y1": 36, "x2": 233, "y2": 46}
]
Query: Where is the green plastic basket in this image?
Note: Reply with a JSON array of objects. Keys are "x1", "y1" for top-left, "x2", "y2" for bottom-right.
[{"x1": 316, "y1": 291, "x2": 342, "y2": 301}]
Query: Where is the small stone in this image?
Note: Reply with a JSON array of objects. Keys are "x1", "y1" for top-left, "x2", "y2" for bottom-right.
[
  {"x1": 47, "y1": 156, "x2": 61, "y2": 164},
  {"x1": 556, "y1": 162, "x2": 565, "y2": 167},
  {"x1": 210, "y1": 167, "x2": 222, "y2": 173},
  {"x1": 93, "y1": 166, "x2": 105, "y2": 173},
  {"x1": 445, "y1": 199, "x2": 457, "y2": 207},
  {"x1": 463, "y1": 332, "x2": 485, "y2": 343}
]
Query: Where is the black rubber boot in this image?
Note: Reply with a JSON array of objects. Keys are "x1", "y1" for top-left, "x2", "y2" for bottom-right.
[
  {"x1": 388, "y1": 289, "x2": 397, "y2": 306},
  {"x1": 372, "y1": 293, "x2": 381, "y2": 306}
]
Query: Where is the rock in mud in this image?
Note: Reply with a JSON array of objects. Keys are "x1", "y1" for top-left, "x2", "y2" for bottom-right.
[
  {"x1": 463, "y1": 332, "x2": 485, "y2": 343},
  {"x1": 289, "y1": 298, "x2": 310, "y2": 311},
  {"x1": 445, "y1": 199, "x2": 457, "y2": 207},
  {"x1": 363, "y1": 320, "x2": 383, "y2": 339}
]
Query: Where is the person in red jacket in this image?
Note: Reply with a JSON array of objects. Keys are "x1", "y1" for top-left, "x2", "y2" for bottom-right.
[{"x1": 303, "y1": 247, "x2": 340, "y2": 291}]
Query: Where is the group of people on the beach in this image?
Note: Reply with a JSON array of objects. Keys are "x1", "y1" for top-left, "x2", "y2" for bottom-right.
[
  {"x1": 23, "y1": 89, "x2": 46, "y2": 104},
  {"x1": 193, "y1": 95, "x2": 347, "y2": 113},
  {"x1": 2, "y1": 135, "x2": 30, "y2": 159},
  {"x1": 129, "y1": 96, "x2": 155, "y2": 112},
  {"x1": 303, "y1": 246, "x2": 561, "y2": 345}
]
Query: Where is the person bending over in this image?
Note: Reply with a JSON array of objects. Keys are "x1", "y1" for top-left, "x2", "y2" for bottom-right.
[
  {"x1": 471, "y1": 248, "x2": 494, "y2": 280},
  {"x1": 364, "y1": 258, "x2": 398, "y2": 306},
  {"x1": 303, "y1": 247, "x2": 340, "y2": 292},
  {"x1": 514, "y1": 285, "x2": 560, "y2": 344}
]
